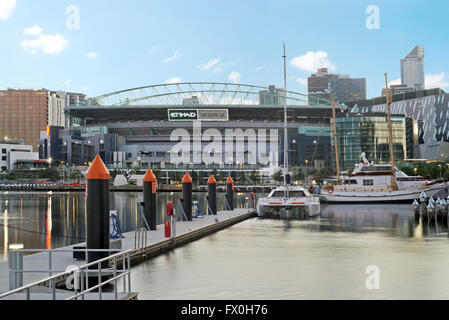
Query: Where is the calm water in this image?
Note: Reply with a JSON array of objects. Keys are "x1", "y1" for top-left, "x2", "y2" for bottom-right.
[
  {"x1": 131, "y1": 204, "x2": 449, "y2": 300},
  {"x1": 2, "y1": 191, "x2": 449, "y2": 299},
  {"x1": 0, "y1": 191, "x2": 250, "y2": 261}
]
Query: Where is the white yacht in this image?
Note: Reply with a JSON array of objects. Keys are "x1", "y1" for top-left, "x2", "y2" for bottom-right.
[
  {"x1": 256, "y1": 45, "x2": 321, "y2": 218},
  {"x1": 320, "y1": 153, "x2": 448, "y2": 203},
  {"x1": 257, "y1": 186, "x2": 321, "y2": 217}
]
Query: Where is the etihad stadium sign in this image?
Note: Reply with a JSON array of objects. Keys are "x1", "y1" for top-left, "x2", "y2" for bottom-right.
[{"x1": 168, "y1": 109, "x2": 229, "y2": 122}]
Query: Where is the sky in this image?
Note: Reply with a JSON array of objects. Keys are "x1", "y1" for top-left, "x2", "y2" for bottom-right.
[{"x1": 1, "y1": 0, "x2": 449, "y2": 99}]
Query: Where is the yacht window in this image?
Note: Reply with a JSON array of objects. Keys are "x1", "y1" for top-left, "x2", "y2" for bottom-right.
[
  {"x1": 361, "y1": 166, "x2": 391, "y2": 172},
  {"x1": 363, "y1": 180, "x2": 374, "y2": 186},
  {"x1": 289, "y1": 191, "x2": 305, "y2": 197},
  {"x1": 272, "y1": 191, "x2": 285, "y2": 197},
  {"x1": 343, "y1": 180, "x2": 358, "y2": 185}
]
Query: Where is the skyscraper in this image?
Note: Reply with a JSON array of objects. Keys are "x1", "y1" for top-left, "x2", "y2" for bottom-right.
[
  {"x1": 307, "y1": 68, "x2": 366, "y2": 104},
  {"x1": 401, "y1": 45, "x2": 425, "y2": 90}
]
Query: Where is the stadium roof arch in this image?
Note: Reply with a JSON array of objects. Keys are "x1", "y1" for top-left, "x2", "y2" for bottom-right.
[{"x1": 69, "y1": 82, "x2": 347, "y2": 109}]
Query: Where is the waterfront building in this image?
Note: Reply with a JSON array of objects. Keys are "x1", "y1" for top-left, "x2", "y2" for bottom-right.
[
  {"x1": 0, "y1": 141, "x2": 40, "y2": 171},
  {"x1": 401, "y1": 45, "x2": 425, "y2": 90},
  {"x1": 345, "y1": 88, "x2": 449, "y2": 162},
  {"x1": 331, "y1": 112, "x2": 417, "y2": 169}
]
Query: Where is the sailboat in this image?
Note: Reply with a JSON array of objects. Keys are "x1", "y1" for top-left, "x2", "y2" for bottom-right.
[
  {"x1": 319, "y1": 73, "x2": 448, "y2": 203},
  {"x1": 256, "y1": 45, "x2": 321, "y2": 217}
]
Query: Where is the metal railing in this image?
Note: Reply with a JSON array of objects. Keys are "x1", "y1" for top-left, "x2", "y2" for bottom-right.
[
  {"x1": 1, "y1": 249, "x2": 132, "y2": 301},
  {"x1": 134, "y1": 228, "x2": 148, "y2": 259}
]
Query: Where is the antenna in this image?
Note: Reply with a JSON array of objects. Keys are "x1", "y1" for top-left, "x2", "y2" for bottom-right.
[{"x1": 283, "y1": 43, "x2": 288, "y2": 187}]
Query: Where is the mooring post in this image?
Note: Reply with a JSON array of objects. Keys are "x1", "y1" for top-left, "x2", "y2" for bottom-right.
[
  {"x1": 226, "y1": 176, "x2": 234, "y2": 211},
  {"x1": 182, "y1": 172, "x2": 193, "y2": 221},
  {"x1": 208, "y1": 175, "x2": 217, "y2": 215},
  {"x1": 143, "y1": 169, "x2": 157, "y2": 230},
  {"x1": 86, "y1": 155, "x2": 110, "y2": 267}
]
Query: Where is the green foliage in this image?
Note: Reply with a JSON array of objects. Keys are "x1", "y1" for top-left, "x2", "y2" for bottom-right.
[{"x1": 272, "y1": 169, "x2": 284, "y2": 183}]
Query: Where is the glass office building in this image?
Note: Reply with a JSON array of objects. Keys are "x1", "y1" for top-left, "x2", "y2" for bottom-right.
[{"x1": 331, "y1": 113, "x2": 417, "y2": 169}]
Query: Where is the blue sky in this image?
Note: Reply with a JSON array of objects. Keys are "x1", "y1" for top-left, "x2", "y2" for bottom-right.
[{"x1": 1, "y1": 0, "x2": 448, "y2": 99}]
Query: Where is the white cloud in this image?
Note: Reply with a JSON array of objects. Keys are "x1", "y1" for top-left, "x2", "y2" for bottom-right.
[
  {"x1": 21, "y1": 32, "x2": 69, "y2": 55},
  {"x1": 228, "y1": 71, "x2": 241, "y2": 83},
  {"x1": 0, "y1": 0, "x2": 16, "y2": 21},
  {"x1": 80, "y1": 86, "x2": 88, "y2": 93},
  {"x1": 296, "y1": 78, "x2": 308, "y2": 86},
  {"x1": 213, "y1": 67, "x2": 223, "y2": 73},
  {"x1": 163, "y1": 51, "x2": 182, "y2": 63},
  {"x1": 150, "y1": 45, "x2": 159, "y2": 54},
  {"x1": 65, "y1": 80, "x2": 72, "y2": 87},
  {"x1": 166, "y1": 77, "x2": 181, "y2": 84},
  {"x1": 85, "y1": 52, "x2": 99, "y2": 59},
  {"x1": 24, "y1": 25, "x2": 43, "y2": 36},
  {"x1": 426, "y1": 72, "x2": 449, "y2": 89},
  {"x1": 254, "y1": 65, "x2": 265, "y2": 72},
  {"x1": 198, "y1": 58, "x2": 220, "y2": 70},
  {"x1": 290, "y1": 51, "x2": 336, "y2": 72}
]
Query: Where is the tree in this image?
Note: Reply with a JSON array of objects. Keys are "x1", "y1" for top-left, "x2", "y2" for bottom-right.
[
  {"x1": 272, "y1": 170, "x2": 284, "y2": 183},
  {"x1": 292, "y1": 166, "x2": 305, "y2": 183}
]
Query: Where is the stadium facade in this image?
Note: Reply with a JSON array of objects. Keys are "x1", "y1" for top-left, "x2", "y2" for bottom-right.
[{"x1": 40, "y1": 83, "x2": 344, "y2": 172}]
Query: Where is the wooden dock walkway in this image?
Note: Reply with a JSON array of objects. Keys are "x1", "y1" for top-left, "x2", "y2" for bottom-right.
[{"x1": 0, "y1": 208, "x2": 256, "y2": 300}]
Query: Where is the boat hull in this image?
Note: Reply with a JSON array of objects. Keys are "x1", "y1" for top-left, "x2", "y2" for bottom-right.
[
  {"x1": 319, "y1": 183, "x2": 447, "y2": 204},
  {"x1": 257, "y1": 198, "x2": 321, "y2": 218}
]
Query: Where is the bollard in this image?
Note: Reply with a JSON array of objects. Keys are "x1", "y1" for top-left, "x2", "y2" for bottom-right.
[
  {"x1": 226, "y1": 176, "x2": 234, "y2": 211},
  {"x1": 164, "y1": 221, "x2": 171, "y2": 238},
  {"x1": 250, "y1": 192, "x2": 255, "y2": 209},
  {"x1": 86, "y1": 155, "x2": 110, "y2": 267},
  {"x1": 167, "y1": 201, "x2": 175, "y2": 238},
  {"x1": 143, "y1": 169, "x2": 157, "y2": 230},
  {"x1": 182, "y1": 172, "x2": 193, "y2": 221},
  {"x1": 208, "y1": 175, "x2": 217, "y2": 215}
]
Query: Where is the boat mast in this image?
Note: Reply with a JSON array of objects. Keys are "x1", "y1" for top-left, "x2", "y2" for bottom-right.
[
  {"x1": 331, "y1": 92, "x2": 341, "y2": 185},
  {"x1": 384, "y1": 73, "x2": 398, "y2": 191},
  {"x1": 283, "y1": 44, "x2": 289, "y2": 188}
]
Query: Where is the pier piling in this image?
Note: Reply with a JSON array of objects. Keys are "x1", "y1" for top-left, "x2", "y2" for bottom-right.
[
  {"x1": 208, "y1": 175, "x2": 217, "y2": 215},
  {"x1": 226, "y1": 176, "x2": 234, "y2": 211},
  {"x1": 182, "y1": 173, "x2": 193, "y2": 221},
  {"x1": 143, "y1": 169, "x2": 157, "y2": 230},
  {"x1": 86, "y1": 155, "x2": 110, "y2": 267}
]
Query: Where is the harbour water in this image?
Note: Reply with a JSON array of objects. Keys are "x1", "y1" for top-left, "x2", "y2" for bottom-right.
[
  {"x1": 0, "y1": 191, "x2": 250, "y2": 261},
  {"x1": 1, "y1": 191, "x2": 449, "y2": 299},
  {"x1": 131, "y1": 204, "x2": 449, "y2": 300}
]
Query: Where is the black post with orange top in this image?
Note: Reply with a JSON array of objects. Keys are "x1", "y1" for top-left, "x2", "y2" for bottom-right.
[
  {"x1": 85, "y1": 155, "x2": 110, "y2": 267},
  {"x1": 226, "y1": 176, "x2": 234, "y2": 211},
  {"x1": 143, "y1": 169, "x2": 157, "y2": 230},
  {"x1": 182, "y1": 172, "x2": 193, "y2": 221},
  {"x1": 207, "y1": 175, "x2": 217, "y2": 215}
]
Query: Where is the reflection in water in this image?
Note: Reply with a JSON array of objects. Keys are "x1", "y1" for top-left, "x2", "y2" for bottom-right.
[
  {"x1": 130, "y1": 204, "x2": 449, "y2": 300},
  {"x1": 0, "y1": 191, "x2": 251, "y2": 261}
]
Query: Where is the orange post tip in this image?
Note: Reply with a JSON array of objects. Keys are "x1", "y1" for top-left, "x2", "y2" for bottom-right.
[
  {"x1": 226, "y1": 176, "x2": 234, "y2": 184},
  {"x1": 182, "y1": 172, "x2": 192, "y2": 183},
  {"x1": 86, "y1": 155, "x2": 110, "y2": 180},
  {"x1": 143, "y1": 168, "x2": 157, "y2": 182},
  {"x1": 208, "y1": 175, "x2": 217, "y2": 184}
]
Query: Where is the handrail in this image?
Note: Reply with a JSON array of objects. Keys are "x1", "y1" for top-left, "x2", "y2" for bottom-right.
[{"x1": 0, "y1": 249, "x2": 133, "y2": 300}]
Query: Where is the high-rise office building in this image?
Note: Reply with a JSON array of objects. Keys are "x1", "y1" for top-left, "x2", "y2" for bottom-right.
[
  {"x1": 0, "y1": 89, "x2": 87, "y2": 151},
  {"x1": 401, "y1": 45, "x2": 425, "y2": 90},
  {"x1": 259, "y1": 85, "x2": 285, "y2": 105},
  {"x1": 307, "y1": 68, "x2": 366, "y2": 104},
  {"x1": 330, "y1": 77, "x2": 367, "y2": 104}
]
